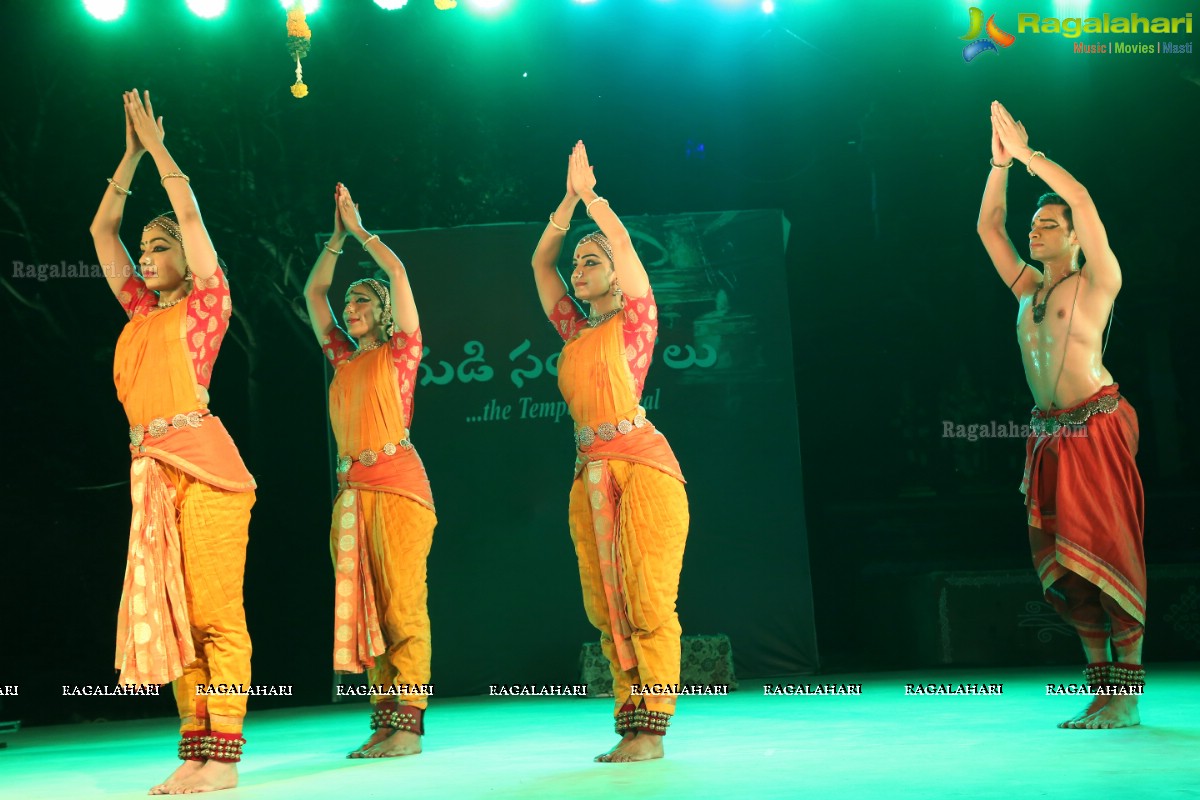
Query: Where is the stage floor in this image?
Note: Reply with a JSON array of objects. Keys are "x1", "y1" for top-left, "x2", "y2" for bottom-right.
[{"x1": 4, "y1": 664, "x2": 1197, "y2": 799}]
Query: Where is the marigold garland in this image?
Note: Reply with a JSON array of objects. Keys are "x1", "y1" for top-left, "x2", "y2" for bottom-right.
[
  {"x1": 286, "y1": 2, "x2": 312, "y2": 98},
  {"x1": 285, "y1": 0, "x2": 454, "y2": 96}
]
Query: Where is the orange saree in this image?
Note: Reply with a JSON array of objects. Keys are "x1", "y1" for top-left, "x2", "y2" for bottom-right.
[
  {"x1": 112, "y1": 275, "x2": 254, "y2": 739},
  {"x1": 553, "y1": 290, "x2": 689, "y2": 732},
  {"x1": 324, "y1": 327, "x2": 435, "y2": 729}
]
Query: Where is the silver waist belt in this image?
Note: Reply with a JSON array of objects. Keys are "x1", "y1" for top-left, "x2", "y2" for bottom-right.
[{"x1": 1029, "y1": 393, "x2": 1119, "y2": 436}]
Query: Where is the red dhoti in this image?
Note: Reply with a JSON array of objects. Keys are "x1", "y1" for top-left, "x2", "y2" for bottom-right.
[{"x1": 1021, "y1": 384, "x2": 1146, "y2": 653}]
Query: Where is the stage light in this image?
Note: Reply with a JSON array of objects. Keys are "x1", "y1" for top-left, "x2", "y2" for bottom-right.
[
  {"x1": 465, "y1": 0, "x2": 509, "y2": 12},
  {"x1": 1053, "y1": 0, "x2": 1092, "y2": 16},
  {"x1": 761, "y1": 0, "x2": 775, "y2": 12},
  {"x1": 1046, "y1": 1, "x2": 1092, "y2": 39},
  {"x1": 279, "y1": 0, "x2": 320, "y2": 13},
  {"x1": 83, "y1": 0, "x2": 126, "y2": 21},
  {"x1": 374, "y1": 0, "x2": 410, "y2": 8},
  {"x1": 186, "y1": 0, "x2": 228, "y2": 18}
]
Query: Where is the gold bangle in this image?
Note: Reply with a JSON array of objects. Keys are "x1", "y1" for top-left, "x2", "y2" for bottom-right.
[
  {"x1": 548, "y1": 213, "x2": 570, "y2": 232},
  {"x1": 323, "y1": 242, "x2": 344, "y2": 256},
  {"x1": 106, "y1": 177, "x2": 132, "y2": 196},
  {"x1": 585, "y1": 196, "x2": 609, "y2": 218},
  {"x1": 362, "y1": 233, "x2": 380, "y2": 250},
  {"x1": 160, "y1": 172, "x2": 190, "y2": 185},
  {"x1": 990, "y1": 158, "x2": 1013, "y2": 169},
  {"x1": 1025, "y1": 151, "x2": 1046, "y2": 176}
]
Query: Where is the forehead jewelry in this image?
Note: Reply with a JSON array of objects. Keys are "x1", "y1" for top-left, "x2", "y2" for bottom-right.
[
  {"x1": 143, "y1": 215, "x2": 183, "y2": 244},
  {"x1": 352, "y1": 278, "x2": 391, "y2": 313},
  {"x1": 576, "y1": 232, "x2": 613, "y2": 263}
]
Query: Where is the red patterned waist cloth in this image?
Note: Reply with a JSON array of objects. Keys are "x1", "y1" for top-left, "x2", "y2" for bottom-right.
[
  {"x1": 126, "y1": 408, "x2": 254, "y2": 492},
  {"x1": 573, "y1": 409, "x2": 684, "y2": 481},
  {"x1": 335, "y1": 436, "x2": 434, "y2": 512}
]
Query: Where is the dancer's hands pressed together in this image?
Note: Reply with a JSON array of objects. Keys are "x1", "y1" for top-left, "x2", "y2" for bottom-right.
[
  {"x1": 568, "y1": 140, "x2": 650, "y2": 298},
  {"x1": 124, "y1": 90, "x2": 166, "y2": 156},
  {"x1": 331, "y1": 182, "x2": 349, "y2": 247},
  {"x1": 991, "y1": 101, "x2": 1031, "y2": 164},
  {"x1": 565, "y1": 151, "x2": 578, "y2": 200},
  {"x1": 92, "y1": 92, "x2": 148, "y2": 295},
  {"x1": 990, "y1": 114, "x2": 1024, "y2": 167},
  {"x1": 337, "y1": 184, "x2": 368, "y2": 241},
  {"x1": 123, "y1": 91, "x2": 158, "y2": 158},
  {"x1": 125, "y1": 88, "x2": 220, "y2": 284},
  {"x1": 569, "y1": 141, "x2": 598, "y2": 199},
  {"x1": 988, "y1": 101, "x2": 1120, "y2": 293}
]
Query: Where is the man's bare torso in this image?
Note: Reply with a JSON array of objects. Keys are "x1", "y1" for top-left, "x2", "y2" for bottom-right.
[{"x1": 1016, "y1": 265, "x2": 1115, "y2": 411}]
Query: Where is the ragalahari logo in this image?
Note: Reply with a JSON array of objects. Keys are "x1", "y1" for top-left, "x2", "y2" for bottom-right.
[{"x1": 961, "y1": 7, "x2": 1016, "y2": 61}]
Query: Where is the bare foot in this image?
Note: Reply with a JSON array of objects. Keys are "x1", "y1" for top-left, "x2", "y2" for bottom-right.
[
  {"x1": 595, "y1": 732, "x2": 637, "y2": 763},
  {"x1": 347, "y1": 729, "x2": 391, "y2": 759},
  {"x1": 1077, "y1": 695, "x2": 1140, "y2": 729},
  {"x1": 361, "y1": 729, "x2": 422, "y2": 758},
  {"x1": 149, "y1": 760, "x2": 203, "y2": 795},
  {"x1": 1059, "y1": 694, "x2": 1111, "y2": 729},
  {"x1": 163, "y1": 760, "x2": 238, "y2": 794},
  {"x1": 1060, "y1": 694, "x2": 1141, "y2": 729},
  {"x1": 601, "y1": 732, "x2": 664, "y2": 763}
]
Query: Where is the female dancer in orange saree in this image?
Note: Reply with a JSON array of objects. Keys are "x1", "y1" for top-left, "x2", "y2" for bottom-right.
[
  {"x1": 304, "y1": 184, "x2": 435, "y2": 759},
  {"x1": 531, "y1": 142, "x2": 689, "y2": 763},
  {"x1": 89, "y1": 90, "x2": 255, "y2": 795}
]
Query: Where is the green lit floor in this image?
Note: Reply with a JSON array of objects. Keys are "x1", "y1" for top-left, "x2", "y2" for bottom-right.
[{"x1": 4, "y1": 664, "x2": 1197, "y2": 799}]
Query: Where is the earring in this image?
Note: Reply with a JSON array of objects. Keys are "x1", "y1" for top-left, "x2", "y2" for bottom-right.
[
  {"x1": 384, "y1": 313, "x2": 395, "y2": 338},
  {"x1": 612, "y1": 278, "x2": 623, "y2": 300},
  {"x1": 183, "y1": 265, "x2": 192, "y2": 281}
]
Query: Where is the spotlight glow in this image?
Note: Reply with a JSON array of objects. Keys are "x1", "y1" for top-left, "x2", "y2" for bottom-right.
[
  {"x1": 83, "y1": 0, "x2": 127, "y2": 21},
  {"x1": 374, "y1": 0, "x2": 410, "y2": 8},
  {"x1": 761, "y1": 0, "x2": 775, "y2": 12},
  {"x1": 465, "y1": 0, "x2": 509, "y2": 11},
  {"x1": 1053, "y1": 0, "x2": 1092, "y2": 16},
  {"x1": 186, "y1": 0, "x2": 228, "y2": 18},
  {"x1": 279, "y1": 0, "x2": 320, "y2": 13}
]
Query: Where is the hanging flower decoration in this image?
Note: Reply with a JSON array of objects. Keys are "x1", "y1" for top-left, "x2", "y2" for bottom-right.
[
  {"x1": 434, "y1": 0, "x2": 457, "y2": 9},
  {"x1": 286, "y1": 2, "x2": 312, "y2": 98}
]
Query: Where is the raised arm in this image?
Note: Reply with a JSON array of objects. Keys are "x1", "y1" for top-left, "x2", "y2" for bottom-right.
[
  {"x1": 125, "y1": 90, "x2": 221, "y2": 285},
  {"x1": 977, "y1": 109, "x2": 1037, "y2": 298},
  {"x1": 531, "y1": 154, "x2": 580, "y2": 316},
  {"x1": 303, "y1": 183, "x2": 349, "y2": 342},
  {"x1": 568, "y1": 141, "x2": 650, "y2": 298},
  {"x1": 993, "y1": 101, "x2": 1120, "y2": 294},
  {"x1": 338, "y1": 185, "x2": 419, "y2": 335},
  {"x1": 89, "y1": 92, "x2": 147, "y2": 298}
]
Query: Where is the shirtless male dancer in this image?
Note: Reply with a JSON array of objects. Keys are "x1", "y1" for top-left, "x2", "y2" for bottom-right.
[{"x1": 976, "y1": 101, "x2": 1146, "y2": 729}]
